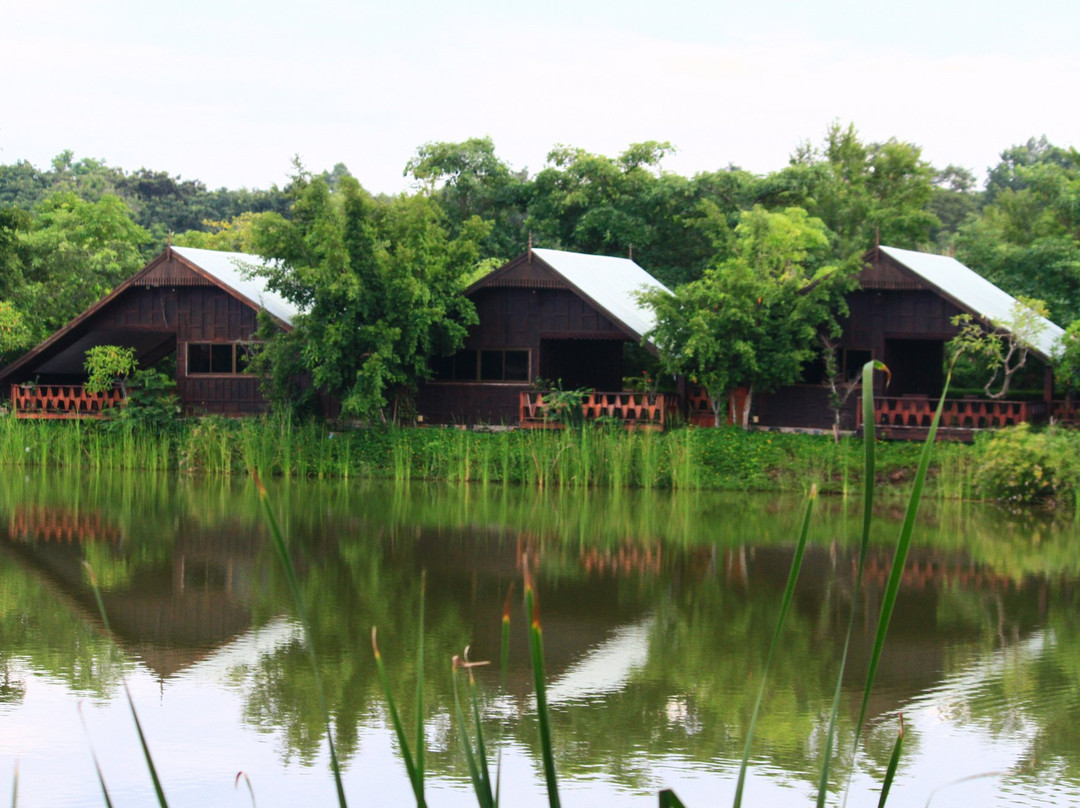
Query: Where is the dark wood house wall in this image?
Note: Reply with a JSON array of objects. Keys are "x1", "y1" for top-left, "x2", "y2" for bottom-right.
[
  {"x1": 2, "y1": 252, "x2": 275, "y2": 415},
  {"x1": 756, "y1": 272, "x2": 967, "y2": 430},
  {"x1": 417, "y1": 286, "x2": 632, "y2": 425}
]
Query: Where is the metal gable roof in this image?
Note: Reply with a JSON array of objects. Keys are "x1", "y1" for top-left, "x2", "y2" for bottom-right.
[
  {"x1": 171, "y1": 246, "x2": 301, "y2": 327},
  {"x1": 879, "y1": 245, "x2": 1065, "y2": 360},
  {"x1": 530, "y1": 248, "x2": 669, "y2": 341}
]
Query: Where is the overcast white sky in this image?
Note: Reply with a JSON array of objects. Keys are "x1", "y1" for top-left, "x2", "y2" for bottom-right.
[{"x1": 2, "y1": 0, "x2": 1078, "y2": 195}]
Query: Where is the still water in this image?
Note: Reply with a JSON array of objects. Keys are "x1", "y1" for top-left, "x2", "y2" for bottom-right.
[{"x1": 2, "y1": 471, "x2": 1080, "y2": 807}]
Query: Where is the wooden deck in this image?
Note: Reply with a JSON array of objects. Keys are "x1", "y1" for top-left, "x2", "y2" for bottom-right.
[
  {"x1": 9, "y1": 384, "x2": 125, "y2": 419},
  {"x1": 520, "y1": 390, "x2": 667, "y2": 429}
]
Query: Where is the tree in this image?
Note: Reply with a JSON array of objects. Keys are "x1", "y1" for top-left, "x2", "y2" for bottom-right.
[
  {"x1": 955, "y1": 138, "x2": 1080, "y2": 325},
  {"x1": 783, "y1": 122, "x2": 940, "y2": 257},
  {"x1": 947, "y1": 297, "x2": 1050, "y2": 399},
  {"x1": 0, "y1": 301, "x2": 31, "y2": 364},
  {"x1": 250, "y1": 169, "x2": 488, "y2": 422},
  {"x1": 643, "y1": 206, "x2": 850, "y2": 427},
  {"x1": 13, "y1": 192, "x2": 152, "y2": 342},
  {"x1": 405, "y1": 137, "x2": 527, "y2": 262},
  {"x1": 83, "y1": 345, "x2": 137, "y2": 395}
]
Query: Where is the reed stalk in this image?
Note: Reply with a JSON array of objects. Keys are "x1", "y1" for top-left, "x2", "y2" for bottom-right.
[{"x1": 255, "y1": 473, "x2": 347, "y2": 808}]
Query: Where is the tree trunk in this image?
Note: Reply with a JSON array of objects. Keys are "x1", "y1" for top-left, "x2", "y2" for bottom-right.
[
  {"x1": 740, "y1": 385, "x2": 755, "y2": 430},
  {"x1": 711, "y1": 394, "x2": 723, "y2": 427}
]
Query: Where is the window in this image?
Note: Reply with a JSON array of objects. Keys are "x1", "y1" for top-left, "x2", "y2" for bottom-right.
[
  {"x1": 186, "y1": 342, "x2": 256, "y2": 375},
  {"x1": 431, "y1": 349, "x2": 529, "y2": 382},
  {"x1": 843, "y1": 349, "x2": 873, "y2": 381}
]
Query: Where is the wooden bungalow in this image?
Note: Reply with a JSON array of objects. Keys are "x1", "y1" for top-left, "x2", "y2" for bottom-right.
[
  {"x1": 756, "y1": 245, "x2": 1067, "y2": 439},
  {"x1": 416, "y1": 248, "x2": 672, "y2": 427},
  {"x1": 0, "y1": 246, "x2": 298, "y2": 417}
]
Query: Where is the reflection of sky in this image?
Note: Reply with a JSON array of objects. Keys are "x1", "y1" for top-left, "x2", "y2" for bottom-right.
[
  {"x1": 847, "y1": 630, "x2": 1078, "y2": 808},
  {"x1": 546, "y1": 617, "x2": 653, "y2": 705},
  {"x1": 2, "y1": 622, "x2": 1079, "y2": 807}
]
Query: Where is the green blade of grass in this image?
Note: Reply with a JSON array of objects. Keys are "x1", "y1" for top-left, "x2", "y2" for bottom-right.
[
  {"x1": 254, "y1": 474, "x2": 347, "y2": 808},
  {"x1": 658, "y1": 789, "x2": 687, "y2": 808},
  {"x1": 854, "y1": 371, "x2": 950, "y2": 741},
  {"x1": 815, "y1": 361, "x2": 887, "y2": 806},
  {"x1": 415, "y1": 571, "x2": 426, "y2": 790},
  {"x1": 877, "y1": 715, "x2": 904, "y2": 808},
  {"x1": 523, "y1": 564, "x2": 560, "y2": 808},
  {"x1": 372, "y1": 627, "x2": 425, "y2": 807},
  {"x1": 77, "y1": 702, "x2": 115, "y2": 808},
  {"x1": 234, "y1": 772, "x2": 257, "y2": 808},
  {"x1": 451, "y1": 657, "x2": 493, "y2": 808},
  {"x1": 733, "y1": 484, "x2": 817, "y2": 808},
  {"x1": 469, "y1": 664, "x2": 493, "y2": 802},
  {"x1": 84, "y1": 563, "x2": 168, "y2": 808},
  {"x1": 496, "y1": 584, "x2": 514, "y2": 808}
]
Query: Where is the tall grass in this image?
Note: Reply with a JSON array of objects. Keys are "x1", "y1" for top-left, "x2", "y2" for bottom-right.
[{"x1": 0, "y1": 411, "x2": 981, "y2": 502}]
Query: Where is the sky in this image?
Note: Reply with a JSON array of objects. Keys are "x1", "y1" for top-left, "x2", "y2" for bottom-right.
[{"x1": 2, "y1": 0, "x2": 1078, "y2": 195}]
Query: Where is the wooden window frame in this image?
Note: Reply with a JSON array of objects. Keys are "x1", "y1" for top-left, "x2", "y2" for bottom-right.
[
  {"x1": 431, "y1": 349, "x2": 531, "y2": 383},
  {"x1": 185, "y1": 341, "x2": 258, "y2": 377}
]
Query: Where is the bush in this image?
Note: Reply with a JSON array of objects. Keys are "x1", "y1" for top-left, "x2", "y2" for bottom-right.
[{"x1": 973, "y1": 424, "x2": 1080, "y2": 507}]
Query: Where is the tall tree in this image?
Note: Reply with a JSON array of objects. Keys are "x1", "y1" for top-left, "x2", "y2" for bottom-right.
[
  {"x1": 251, "y1": 170, "x2": 488, "y2": 421},
  {"x1": 14, "y1": 192, "x2": 151, "y2": 342},
  {"x1": 782, "y1": 123, "x2": 940, "y2": 257},
  {"x1": 643, "y1": 206, "x2": 850, "y2": 427},
  {"x1": 956, "y1": 138, "x2": 1080, "y2": 325}
]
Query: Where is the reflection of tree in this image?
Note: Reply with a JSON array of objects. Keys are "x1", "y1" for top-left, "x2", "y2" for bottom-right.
[
  {"x1": 0, "y1": 551, "x2": 126, "y2": 700},
  {"x1": 4, "y1": 469, "x2": 1080, "y2": 795}
]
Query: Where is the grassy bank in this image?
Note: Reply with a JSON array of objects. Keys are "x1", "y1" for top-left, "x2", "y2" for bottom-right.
[{"x1": 0, "y1": 414, "x2": 980, "y2": 495}]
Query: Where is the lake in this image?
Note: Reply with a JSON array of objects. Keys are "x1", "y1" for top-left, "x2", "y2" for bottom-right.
[{"x1": 2, "y1": 471, "x2": 1079, "y2": 807}]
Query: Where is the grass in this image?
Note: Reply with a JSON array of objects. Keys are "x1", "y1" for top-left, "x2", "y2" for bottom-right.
[{"x1": 0, "y1": 412, "x2": 980, "y2": 499}]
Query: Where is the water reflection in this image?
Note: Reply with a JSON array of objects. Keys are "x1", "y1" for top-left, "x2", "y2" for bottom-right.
[{"x1": 1, "y1": 471, "x2": 1079, "y2": 806}]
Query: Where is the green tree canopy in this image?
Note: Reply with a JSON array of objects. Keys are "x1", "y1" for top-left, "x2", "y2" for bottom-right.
[
  {"x1": 250, "y1": 169, "x2": 488, "y2": 422},
  {"x1": 642, "y1": 206, "x2": 850, "y2": 426}
]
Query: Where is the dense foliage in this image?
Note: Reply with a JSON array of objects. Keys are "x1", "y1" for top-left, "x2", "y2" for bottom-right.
[{"x1": 2, "y1": 124, "x2": 1080, "y2": 415}]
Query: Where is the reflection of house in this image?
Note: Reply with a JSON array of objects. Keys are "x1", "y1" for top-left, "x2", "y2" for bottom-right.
[
  {"x1": 758, "y1": 246, "x2": 1067, "y2": 437},
  {"x1": 0, "y1": 246, "x2": 298, "y2": 417},
  {"x1": 2, "y1": 513, "x2": 262, "y2": 679},
  {"x1": 416, "y1": 248, "x2": 670, "y2": 425}
]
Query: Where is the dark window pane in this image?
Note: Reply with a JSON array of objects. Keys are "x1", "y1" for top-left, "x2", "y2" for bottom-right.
[
  {"x1": 480, "y1": 351, "x2": 503, "y2": 381},
  {"x1": 210, "y1": 344, "x2": 233, "y2": 373},
  {"x1": 188, "y1": 344, "x2": 211, "y2": 374},
  {"x1": 430, "y1": 354, "x2": 454, "y2": 380},
  {"x1": 453, "y1": 350, "x2": 477, "y2": 380},
  {"x1": 800, "y1": 356, "x2": 827, "y2": 384},
  {"x1": 235, "y1": 344, "x2": 254, "y2": 373},
  {"x1": 504, "y1": 351, "x2": 528, "y2": 381},
  {"x1": 844, "y1": 349, "x2": 872, "y2": 380}
]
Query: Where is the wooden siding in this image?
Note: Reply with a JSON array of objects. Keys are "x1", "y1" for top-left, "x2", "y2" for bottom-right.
[
  {"x1": 418, "y1": 286, "x2": 634, "y2": 424},
  {"x1": 0, "y1": 251, "x2": 275, "y2": 416},
  {"x1": 759, "y1": 263, "x2": 968, "y2": 430}
]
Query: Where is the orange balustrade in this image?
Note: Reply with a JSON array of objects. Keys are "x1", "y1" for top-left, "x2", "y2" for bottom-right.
[
  {"x1": 520, "y1": 390, "x2": 667, "y2": 430},
  {"x1": 857, "y1": 396, "x2": 1046, "y2": 431},
  {"x1": 10, "y1": 384, "x2": 125, "y2": 419}
]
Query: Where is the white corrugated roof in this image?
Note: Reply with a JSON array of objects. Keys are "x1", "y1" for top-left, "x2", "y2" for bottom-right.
[
  {"x1": 531, "y1": 248, "x2": 669, "y2": 341},
  {"x1": 880, "y1": 245, "x2": 1064, "y2": 359},
  {"x1": 171, "y1": 246, "x2": 301, "y2": 327}
]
